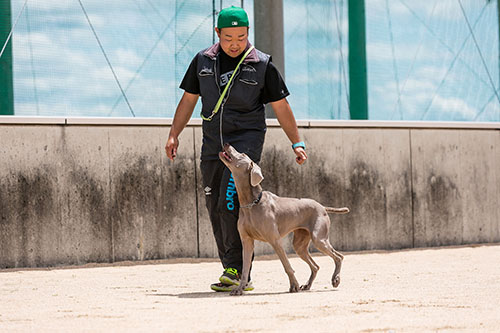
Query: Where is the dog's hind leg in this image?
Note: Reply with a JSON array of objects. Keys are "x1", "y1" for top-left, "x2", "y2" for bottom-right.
[
  {"x1": 311, "y1": 217, "x2": 344, "y2": 288},
  {"x1": 313, "y1": 238, "x2": 344, "y2": 288},
  {"x1": 293, "y1": 229, "x2": 319, "y2": 291}
]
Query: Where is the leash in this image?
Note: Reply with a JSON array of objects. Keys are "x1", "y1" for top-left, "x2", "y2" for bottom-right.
[
  {"x1": 200, "y1": 45, "x2": 255, "y2": 149},
  {"x1": 201, "y1": 45, "x2": 254, "y2": 122}
]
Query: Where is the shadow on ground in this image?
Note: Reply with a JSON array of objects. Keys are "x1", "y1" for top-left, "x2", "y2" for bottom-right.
[{"x1": 147, "y1": 289, "x2": 337, "y2": 299}]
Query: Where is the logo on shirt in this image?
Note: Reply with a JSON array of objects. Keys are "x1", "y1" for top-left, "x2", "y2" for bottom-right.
[
  {"x1": 199, "y1": 67, "x2": 214, "y2": 76},
  {"x1": 220, "y1": 70, "x2": 234, "y2": 87},
  {"x1": 204, "y1": 186, "x2": 212, "y2": 196},
  {"x1": 226, "y1": 174, "x2": 237, "y2": 211},
  {"x1": 242, "y1": 65, "x2": 256, "y2": 72}
]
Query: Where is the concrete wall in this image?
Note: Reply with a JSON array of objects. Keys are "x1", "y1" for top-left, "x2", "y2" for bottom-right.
[{"x1": 0, "y1": 118, "x2": 499, "y2": 268}]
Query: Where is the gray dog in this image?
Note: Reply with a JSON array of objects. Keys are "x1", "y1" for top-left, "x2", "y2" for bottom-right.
[{"x1": 219, "y1": 143, "x2": 349, "y2": 296}]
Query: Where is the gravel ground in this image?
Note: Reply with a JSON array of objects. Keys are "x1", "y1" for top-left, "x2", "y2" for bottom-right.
[{"x1": 1, "y1": 244, "x2": 499, "y2": 332}]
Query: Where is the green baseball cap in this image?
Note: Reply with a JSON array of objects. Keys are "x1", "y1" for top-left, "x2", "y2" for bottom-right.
[{"x1": 217, "y1": 6, "x2": 249, "y2": 29}]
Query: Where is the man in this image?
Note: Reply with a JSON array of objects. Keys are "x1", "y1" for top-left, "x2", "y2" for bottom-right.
[{"x1": 165, "y1": 6, "x2": 307, "y2": 292}]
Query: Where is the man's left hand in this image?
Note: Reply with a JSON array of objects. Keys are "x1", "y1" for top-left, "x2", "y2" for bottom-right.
[{"x1": 294, "y1": 147, "x2": 307, "y2": 165}]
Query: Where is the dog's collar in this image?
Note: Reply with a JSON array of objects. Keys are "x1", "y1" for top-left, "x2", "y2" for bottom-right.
[{"x1": 240, "y1": 191, "x2": 263, "y2": 209}]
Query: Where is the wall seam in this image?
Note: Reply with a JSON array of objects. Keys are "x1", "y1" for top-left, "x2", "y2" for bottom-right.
[
  {"x1": 193, "y1": 127, "x2": 200, "y2": 258},
  {"x1": 159, "y1": 129, "x2": 165, "y2": 258},
  {"x1": 107, "y1": 129, "x2": 115, "y2": 262},
  {"x1": 497, "y1": 130, "x2": 500, "y2": 241},
  {"x1": 409, "y1": 129, "x2": 415, "y2": 248},
  {"x1": 458, "y1": 131, "x2": 464, "y2": 244}
]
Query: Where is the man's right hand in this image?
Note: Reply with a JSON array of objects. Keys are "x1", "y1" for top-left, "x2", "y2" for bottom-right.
[
  {"x1": 165, "y1": 136, "x2": 179, "y2": 161},
  {"x1": 165, "y1": 92, "x2": 200, "y2": 161}
]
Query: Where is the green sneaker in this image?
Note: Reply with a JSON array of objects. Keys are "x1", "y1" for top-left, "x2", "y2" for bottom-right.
[
  {"x1": 219, "y1": 267, "x2": 240, "y2": 286},
  {"x1": 210, "y1": 282, "x2": 233, "y2": 292},
  {"x1": 210, "y1": 281, "x2": 254, "y2": 292}
]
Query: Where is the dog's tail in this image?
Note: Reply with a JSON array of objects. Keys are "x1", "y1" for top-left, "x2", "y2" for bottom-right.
[{"x1": 325, "y1": 207, "x2": 350, "y2": 214}]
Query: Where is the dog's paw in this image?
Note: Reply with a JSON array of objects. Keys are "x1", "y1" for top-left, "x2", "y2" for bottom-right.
[
  {"x1": 230, "y1": 288, "x2": 244, "y2": 296},
  {"x1": 289, "y1": 284, "x2": 300, "y2": 293},
  {"x1": 300, "y1": 284, "x2": 311, "y2": 291},
  {"x1": 332, "y1": 275, "x2": 341, "y2": 288}
]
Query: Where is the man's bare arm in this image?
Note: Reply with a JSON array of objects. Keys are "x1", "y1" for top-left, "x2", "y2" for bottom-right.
[
  {"x1": 270, "y1": 98, "x2": 308, "y2": 165},
  {"x1": 165, "y1": 92, "x2": 199, "y2": 161}
]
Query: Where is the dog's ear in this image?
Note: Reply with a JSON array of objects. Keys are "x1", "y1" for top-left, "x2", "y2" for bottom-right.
[{"x1": 250, "y1": 162, "x2": 264, "y2": 187}]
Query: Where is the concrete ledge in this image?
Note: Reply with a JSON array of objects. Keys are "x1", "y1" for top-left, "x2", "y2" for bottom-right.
[
  {"x1": 64, "y1": 117, "x2": 203, "y2": 126},
  {"x1": 266, "y1": 118, "x2": 310, "y2": 127},
  {"x1": 307, "y1": 120, "x2": 500, "y2": 129},
  {"x1": 1, "y1": 116, "x2": 499, "y2": 129},
  {"x1": 65, "y1": 117, "x2": 174, "y2": 126},
  {"x1": 0, "y1": 116, "x2": 66, "y2": 124}
]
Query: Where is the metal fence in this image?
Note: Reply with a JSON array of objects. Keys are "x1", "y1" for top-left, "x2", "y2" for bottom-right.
[{"x1": 1, "y1": 0, "x2": 499, "y2": 121}]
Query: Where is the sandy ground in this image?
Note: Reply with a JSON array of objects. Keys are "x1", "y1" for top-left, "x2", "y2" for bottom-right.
[{"x1": 1, "y1": 244, "x2": 499, "y2": 332}]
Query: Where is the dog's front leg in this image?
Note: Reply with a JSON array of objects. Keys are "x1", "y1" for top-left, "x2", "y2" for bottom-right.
[{"x1": 230, "y1": 235, "x2": 254, "y2": 296}]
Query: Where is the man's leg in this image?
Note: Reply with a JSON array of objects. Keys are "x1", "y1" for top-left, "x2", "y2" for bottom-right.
[
  {"x1": 218, "y1": 166, "x2": 242, "y2": 271},
  {"x1": 202, "y1": 160, "x2": 254, "y2": 291},
  {"x1": 218, "y1": 166, "x2": 254, "y2": 285},
  {"x1": 200, "y1": 160, "x2": 225, "y2": 263}
]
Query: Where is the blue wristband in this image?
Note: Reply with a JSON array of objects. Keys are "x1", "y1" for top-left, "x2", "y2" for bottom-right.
[{"x1": 292, "y1": 141, "x2": 306, "y2": 150}]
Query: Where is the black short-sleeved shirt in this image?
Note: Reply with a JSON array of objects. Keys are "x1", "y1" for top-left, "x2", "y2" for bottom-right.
[{"x1": 180, "y1": 48, "x2": 289, "y2": 104}]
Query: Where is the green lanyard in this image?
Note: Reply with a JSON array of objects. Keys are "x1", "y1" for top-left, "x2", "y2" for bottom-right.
[{"x1": 201, "y1": 45, "x2": 255, "y2": 121}]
